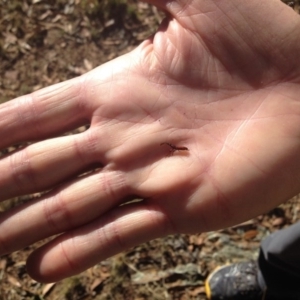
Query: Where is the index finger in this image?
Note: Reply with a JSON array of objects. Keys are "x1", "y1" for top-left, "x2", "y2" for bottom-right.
[{"x1": 0, "y1": 76, "x2": 88, "y2": 149}]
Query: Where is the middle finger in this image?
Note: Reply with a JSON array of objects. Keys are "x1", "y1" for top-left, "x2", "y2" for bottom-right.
[{"x1": 0, "y1": 129, "x2": 106, "y2": 200}]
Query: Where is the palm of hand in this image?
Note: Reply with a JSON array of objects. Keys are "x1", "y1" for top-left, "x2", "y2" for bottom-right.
[
  {"x1": 94, "y1": 0, "x2": 300, "y2": 230},
  {"x1": 1, "y1": 0, "x2": 300, "y2": 282}
]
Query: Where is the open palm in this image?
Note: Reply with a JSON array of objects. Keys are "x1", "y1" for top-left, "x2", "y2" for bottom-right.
[{"x1": 1, "y1": 0, "x2": 300, "y2": 282}]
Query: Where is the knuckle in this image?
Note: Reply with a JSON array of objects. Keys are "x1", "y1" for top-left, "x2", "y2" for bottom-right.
[
  {"x1": 74, "y1": 130, "x2": 99, "y2": 165},
  {"x1": 74, "y1": 77, "x2": 91, "y2": 117},
  {"x1": 59, "y1": 234, "x2": 80, "y2": 273},
  {"x1": 97, "y1": 218, "x2": 126, "y2": 251},
  {"x1": 99, "y1": 171, "x2": 129, "y2": 203},
  {"x1": 17, "y1": 94, "x2": 42, "y2": 138},
  {"x1": 42, "y1": 194, "x2": 73, "y2": 232},
  {"x1": 9, "y1": 147, "x2": 36, "y2": 193}
]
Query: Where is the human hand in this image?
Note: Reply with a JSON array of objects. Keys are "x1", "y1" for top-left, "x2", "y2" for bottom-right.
[{"x1": 1, "y1": 0, "x2": 300, "y2": 282}]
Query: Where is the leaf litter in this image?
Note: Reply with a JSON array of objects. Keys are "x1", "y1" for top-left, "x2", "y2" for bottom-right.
[{"x1": 0, "y1": 0, "x2": 300, "y2": 299}]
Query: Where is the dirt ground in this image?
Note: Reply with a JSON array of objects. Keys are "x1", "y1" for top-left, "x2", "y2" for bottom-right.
[{"x1": 1, "y1": 0, "x2": 300, "y2": 299}]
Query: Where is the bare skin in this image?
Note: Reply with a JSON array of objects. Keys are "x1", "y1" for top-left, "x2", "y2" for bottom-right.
[{"x1": 1, "y1": 0, "x2": 300, "y2": 282}]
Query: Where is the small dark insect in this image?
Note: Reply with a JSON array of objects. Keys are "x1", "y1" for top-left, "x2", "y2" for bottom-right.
[{"x1": 160, "y1": 142, "x2": 189, "y2": 155}]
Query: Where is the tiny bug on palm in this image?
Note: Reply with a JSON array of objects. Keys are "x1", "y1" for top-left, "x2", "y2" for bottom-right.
[{"x1": 160, "y1": 143, "x2": 189, "y2": 155}]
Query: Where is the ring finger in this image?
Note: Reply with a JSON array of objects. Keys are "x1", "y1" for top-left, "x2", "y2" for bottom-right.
[{"x1": 0, "y1": 168, "x2": 133, "y2": 255}]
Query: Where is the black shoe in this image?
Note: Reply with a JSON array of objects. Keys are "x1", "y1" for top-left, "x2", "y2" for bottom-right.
[{"x1": 205, "y1": 260, "x2": 264, "y2": 300}]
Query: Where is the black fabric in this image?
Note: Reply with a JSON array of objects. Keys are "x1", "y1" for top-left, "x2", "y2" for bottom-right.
[{"x1": 259, "y1": 222, "x2": 300, "y2": 298}]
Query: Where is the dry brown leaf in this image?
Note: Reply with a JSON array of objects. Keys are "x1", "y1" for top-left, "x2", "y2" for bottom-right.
[
  {"x1": 188, "y1": 286, "x2": 206, "y2": 296},
  {"x1": 272, "y1": 217, "x2": 285, "y2": 227},
  {"x1": 243, "y1": 230, "x2": 258, "y2": 240},
  {"x1": 90, "y1": 278, "x2": 103, "y2": 291},
  {"x1": 7, "y1": 274, "x2": 21, "y2": 288},
  {"x1": 0, "y1": 259, "x2": 7, "y2": 271},
  {"x1": 42, "y1": 282, "x2": 56, "y2": 297},
  {"x1": 83, "y1": 58, "x2": 93, "y2": 71}
]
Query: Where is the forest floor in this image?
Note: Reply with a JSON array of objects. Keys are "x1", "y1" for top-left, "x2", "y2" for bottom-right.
[{"x1": 1, "y1": 0, "x2": 300, "y2": 299}]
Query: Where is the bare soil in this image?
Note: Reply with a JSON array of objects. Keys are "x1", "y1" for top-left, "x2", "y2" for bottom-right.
[{"x1": 1, "y1": 1, "x2": 300, "y2": 299}]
